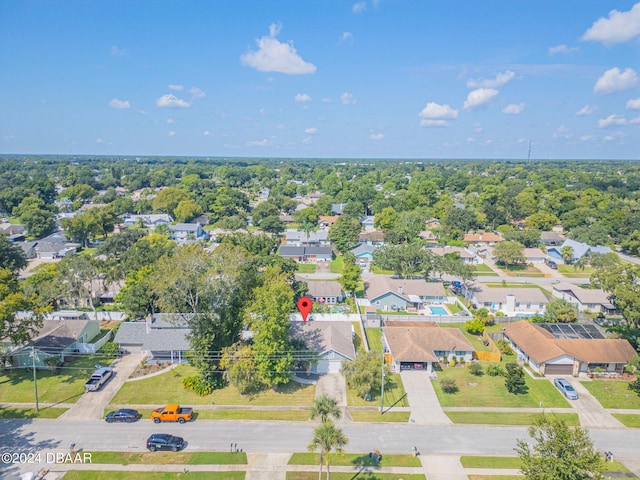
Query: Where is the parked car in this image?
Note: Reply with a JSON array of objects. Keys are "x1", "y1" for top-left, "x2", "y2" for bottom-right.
[
  {"x1": 146, "y1": 434, "x2": 185, "y2": 452},
  {"x1": 84, "y1": 366, "x2": 113, "y2": 392},
  {"x1": 151, "y1": 404, "x2": 194, "y2": 424},
  {"x1": 554, "y1": 378, "x2": 579, "y2": 400},
  {"x1": 105, "y1": 409, "x2": 141, "y2": 423}
]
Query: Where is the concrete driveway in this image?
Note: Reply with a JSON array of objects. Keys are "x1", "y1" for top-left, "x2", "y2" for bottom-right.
[
  {"x1": 549, "y1": 376, "x2": 624, "y2": 429},
  {"x1": 59, "y1": 353, "x2": 144, "y2": 421},
  {"x1": 401, "y1": 370, "x2": 451, "y2": 425}
]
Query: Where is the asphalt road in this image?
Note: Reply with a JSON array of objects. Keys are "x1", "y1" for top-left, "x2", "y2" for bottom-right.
[{"x1": 2, "y1": 419, "x2": 640, "y2": 459}]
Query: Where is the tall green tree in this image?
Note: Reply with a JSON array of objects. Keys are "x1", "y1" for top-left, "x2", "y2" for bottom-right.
[
  {"x1": 545, "y1": 299, "x2": 578, "y2": 323},
  {"x1": 504, "y1": 362, "x2": 527, "y2": 394},
  {"x1": 372, "y1": 242, "x2": 431, "y2": 278},
  {"x1": 515, "y1": 415, "x2": 605, "y2": 480},
  {"x1": 0, "y1": 235, "x2": 27, "y2": 272},
  {"x1": 339, "y1": 253, "x2": 361, "y2": 296},
  {"x1": 591, "y1": 263, "x2": 640, "y2": 328},
  {"x1": 220, "y1": 343, "x2": 263, "y2": 394},
  {"x1": 0, "y1": 268, "x2": 41, "y2": 345},
  {"x1": 342, "y1": 350, "x2": 384, "y2": 398},
  {"x1": 308, "y1": 420, "x2": 349, "y2": 480},
  {"x1": 493, "y1": 241, "x2": 526, "y2": 266},
  {"x1": 328, "y1": 216, "x2": 361, "y2": 254}
]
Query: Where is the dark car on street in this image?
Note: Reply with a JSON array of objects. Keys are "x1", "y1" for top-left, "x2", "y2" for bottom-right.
[
  {"x1": 146, "y1": 434, "x2": 185, "y2": 452},
  {"x1": 105, "y1": 408, "x2": 141, "y2": 423}
]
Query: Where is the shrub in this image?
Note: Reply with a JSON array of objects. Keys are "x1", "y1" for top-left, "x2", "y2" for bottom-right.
[
  {"x1": 182, "y1": 375, "x2": 214, "y2": 396},
  {"x1": 101, "y1": 341, "x2": 119, "y2": 357},
  {"x1": 465, "y1": 318, "x2": 485, "y2": 335},
  {"x1": 441, "y1": 378, "x2": 458, "y2": 394},
  {"x1": 486, "y1": 363, "x2": 505, "y2": 376},
  {"x1": 449, "y1": 359, "x2": 457, "y2": 367},
  {"x1": 496, "y1": 339, "x2": 514, "y2": 355},
  {"x1": 504, "y1": 362, "x2": 527, "y2": 394},
  {"x1": 468, "y1": 362, "x2": 483, "y2": 376},
  {"x1": 629, "y1": 378, "x2": 640, "y2": 396}
]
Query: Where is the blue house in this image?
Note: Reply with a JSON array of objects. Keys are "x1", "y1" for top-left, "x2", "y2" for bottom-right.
[
  {"x1": 349, "y1": 243, "x2": 379, "y2": 261},
  {"x1": 547, "y1": 239, "x2": 612, "y2": 264}
]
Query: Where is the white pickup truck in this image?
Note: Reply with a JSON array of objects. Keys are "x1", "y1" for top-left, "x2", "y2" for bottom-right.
[{"x1": 84, "y1": 366, "x2": 113, "y2": 392}]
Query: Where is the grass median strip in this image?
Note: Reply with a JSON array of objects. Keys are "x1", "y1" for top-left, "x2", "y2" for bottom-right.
[
  {"x1": 104, "y1": 408, "x2": 310, "y2": 422},
  {"x1": 446, "y1": 412, "x2": 579, "y2": 426},
  {"x1": 62, "y1": 472, "x2": 244, "y2": 480},
  {"x1": 348, "y1": 410, "x2": 410, "y2": 422},
  {"x1": 580, "y1": 380, "x2": 640, "y2": 409},
  {"x1": 288, "y1": 453, "x2": 421, "y2": 467},
  {"x1": 460, "y1": 456, "x2": 522, "y2": 469},
  {"x1": 612, "y1": 414, "x2": 640, "y2": 428},
  {"x1": 287, "y1": 474, "x2": 424, "y2": 480},
  {"x1": 0, "y1": 407, "x2": 67, "y2": 419},
  {"x1": 88, "y1": 451, "x2": 247, "y2": 465}
]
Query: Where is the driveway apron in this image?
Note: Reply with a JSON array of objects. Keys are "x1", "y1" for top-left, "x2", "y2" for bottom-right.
[{"x1": 401, "y1": 370, "x2": 451, "y2": 425}]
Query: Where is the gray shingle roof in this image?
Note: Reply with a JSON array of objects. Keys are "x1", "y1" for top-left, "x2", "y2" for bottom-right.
[
  {"x1": 289, "y1": 321, "x2": 355, "y2": 360},
  {"x1": 114, "y1": 320, "x2": 190, "y2": 351}
]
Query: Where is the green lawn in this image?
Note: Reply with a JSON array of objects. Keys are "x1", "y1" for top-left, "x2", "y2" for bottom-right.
[
  {"x1": 0, "y1": 407, "x2": 67, "y2": 419},
  {"x1": 111, "y1": 365, "x2": 316, "y2": 406},
  {"x1": 433, "y1": 364, "x2": 570, "y2": 408},
  {"x1": 501, "y1": 264, "x2": 544, "y2": 278},
  {"x1": 473, "y1": 264, "x2": 499, "y2": 276},
  {"x1": 352, "y1": 322, "x2": 365, "y2": 352},
  {"x1": 296, "y1": 263, "x2": 317, "y2": 274},
  {"x1": 460, "y1": 456, "x2": 521, "y2": 469},
  {"x1": 63, "y1": 473, "x2": 244, "y2": 480},
  {"x1": 468, "y1": 476, "x2": 522, "y2": 480},
  {"x1": 0, "y1": 355, "x2": 113, "y2": 404},
  {"x1": 446, "y1": 412, "x2": 579, "y2": 426},
  {"x1": 371, "y1": 266, "x2": 394, "y2": 275},
  {"x1": 107, "y1": 408, "x2": 310, "y2": 421},
  {"x1": 348, "y1": 410, "x2": 411, "y2": 422},
  {"x1": 287, "y1": 474, "x2": 424, "y2": 480},
  {"x1": 613, "y1": 414, "x2": 640, "y2": 428},
  {"x1": 89, "y1": 451, "x2": 247, "y2": 465},
  {"x1": 580, "y1": 380, "x2": 640, "y2": 409},
  {"x1": 347, "y1": 373, "x2": 409, "y2": 407},
  {"x1": 330, "y1": 255, "x2": 344, "y2": 273},
  {"x1": 365, "y1": 328, "x2": 383, "y2": 352},
  {"x1": 289, "y1": 453, "x2": 421, "y2": 467},
  {"x1": 444, "y1": 324, "x2": 492, "y2": 352}
]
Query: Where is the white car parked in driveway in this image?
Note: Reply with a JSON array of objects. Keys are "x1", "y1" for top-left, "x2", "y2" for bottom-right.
[{"x1": 554, "y1": 378, "x2": 579, "y2": 400}]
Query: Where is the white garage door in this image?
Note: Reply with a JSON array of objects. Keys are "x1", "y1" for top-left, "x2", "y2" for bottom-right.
[{"x1": 316, "y1": 360, "x2": 342, "y2": 374}]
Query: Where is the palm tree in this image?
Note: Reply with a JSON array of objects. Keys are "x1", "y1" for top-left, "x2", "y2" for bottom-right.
[
  {"x1": 560, "y1": 245, "x2": 574, "y2": 264},
  {"x1": 308, "y1": 420, "x2": 349, "y2": 480},
  {"x1": 310, "y1": 394, "x2": 342, "y2": 423}
]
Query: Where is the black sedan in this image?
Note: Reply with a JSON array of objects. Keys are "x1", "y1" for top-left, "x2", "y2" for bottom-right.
[
  {"x1": 146, "y1": 434, "x2": 185, "y2": 452},
  {"x1": 105, "y1": 408, "x2": 141, "y2": 423}
]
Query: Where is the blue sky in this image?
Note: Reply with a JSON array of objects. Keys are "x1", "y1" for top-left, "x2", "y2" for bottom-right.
[{"x1": 1, "y1": 1, "x2": 639, "y2": 159}]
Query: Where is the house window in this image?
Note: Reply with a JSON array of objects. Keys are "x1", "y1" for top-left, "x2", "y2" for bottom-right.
[
  {"x1": 375, "y1": 301, "x2": 380, "y2": 305},
  {"x1": 526, "y1": 303, "x2": 531, "y2": 309},
  {"x1": 434, "y1": 350, "x2": 446, "y2": 357},
  {"x1": 455, "y1": 351, "x2": 466, "y2": 356}
]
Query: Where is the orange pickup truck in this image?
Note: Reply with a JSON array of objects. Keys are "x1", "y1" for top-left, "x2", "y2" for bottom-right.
[{"x1": 150, "y1": 404, "x2": 194, "y2": 424}]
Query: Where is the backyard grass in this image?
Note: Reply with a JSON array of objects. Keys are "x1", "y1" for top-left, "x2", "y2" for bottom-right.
[
  {"x1": 444, "y1": 324, "x2": 492, "y2": 352},
  {"x1": 446, "y1": 412, "x2": 579, "y2": 426},
  {"x1": 289, "y1": 453, "x2": 421, "y2": 467},
  {"x1": 348, "y1": 410, "x2": 411, "y2": 422},
  {"x1": 347, "y1": 373, "x2": 409, "y2": 407},
  {"x1": 330, "y1": 255, "x2": 344, "y2": 273},
  {"x1": 296, "y1": 263, "x2": 317, "y2": 274},
  {"x1": 110, "y1": 365, "x2": 316, "y2": 406},
  {"x1": 0, "y1": 407, "x2": 67, "y2": 419},
  {"x1": 105, "y1": 408, "x2": 311, "y2": 421},
  {"x1": 0, "y1": 355, "x2": 113, "y2": 404},
  {"x1": 352, "y1": 322, "x2": 365, "y2": 352},
  {"x1": 371, "y1": 266, "x2": 394, "y2": 275},
  {"x1": 365, "y1": 328, "x2": 383, "y2": 352},
  {"x1": 612, "y1": 414, "x2": 640, "y2": 428},
  {"x1": 62, "y1": 472, "x2": 244, "y2": 480},
  {"x1": 580, "y1": 380, "x2": 640, "y2": 409},
  {"x1": 287, "y1": 474, "x2": 424, "y2": 480},
  {"x1": 88, "y1": 451, "x2": 246, "y2": 465},
  {"x1": 432, "y1": 364, "x2": 570, "y2": 408},
  {"x1": 460, "y1": 456, "x2": 521, "y2": 469}
]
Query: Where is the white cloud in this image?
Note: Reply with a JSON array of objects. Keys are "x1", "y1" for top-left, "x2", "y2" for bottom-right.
[
  {"x1": 246, "y1": 139, "x2": 270, "y2": 146},
  {"x1": 168, "y1": 84, "x2": 184, "y2": 91},
  {"x1": 575, "y1": 105, "x2": 596, "y2": 116},
  {"x1": 627, "y1": 97, "x2": 640, "y2": 110},
  {"x1": 110, "y1": 45, "x2": 126, "y2": 56},
  {"x1": 582, "y1": 3, "x2": 640, "y2": 44},
  {"x1": 548, "y1": 44, "x2": 579, "y2": 55},
  {"x1": 340, "y1": 32, "x2": 353, "y2": 42},
  {"x1": 580, "y1": 135, "x2": 595, "y2": 141},
  {"x1": 502, "y1": 103, "x2": 525, "y2": 114},
  {"x1": 467, "y1": 137, "x2": 475, "y2": 143},
  {"x1": 109, "y1": 98, "x2": 130, "y2": 109},
  {"x1": 463, "y1": 88, "x2": 498, "y2": 110},
  {"x1": 420, "y1": 119, "x2": 450, "y2": 127},
  {"x1": 631, "y1": 116, "x2": 640, "y2": 124},
  {"x1": 352, "y1": 2, "x2": 366, "y2": 13},
  {"x1": 203, "y1": 130, "x2": 211, "y2": 136},
  {"x1": 553, "y1": 125, "x2": 573, "y2": 139},
  {"x1": 302, "y1": 137, "x2": 313, "y2": 144},
  {"x1": 189, "y1": 87, "x2": 206, "y2": 99},
  {"x1": 168, "y1": 131, "x2": 177, "y2": 137},
  {"x1": 598, "y1": 114, "x2": 628, "y2": 128},
  {"x1": 96, "y1": 138, "x2": 104, "y2": 143},
  {"x1": 295, "y1": 93, "x2": 312, "y2": 102},
  {"x1": 341, "y1": 92, "x2": 356, "y2": 105},
  {"x1": 603, "y1": 131, "x2": 626, "y2": 141},
  {"x1": 156, "y1": 94, "x2": 190, "y2": 108},
  {"x1": 305, "y1": 127, "x2": 318, "y2": 134},
  {"x1": 240, "y1": 23, "x2": 317, "y2": 75},
  {"x1": 167, "y1": 118, "x2": 175, "y2": 124},
  {"x1": 370, "y1": 133, "x2": 384, "y2": 140},
  {"x1": 419, "y1": 102, "x2": 459, "y2": 119},
  {"x1": 467, "y1": 70, "x2": 515, "y2": 89},
  {"x1": 594, "y1": 67, "x2": 639, "y2": 94}
]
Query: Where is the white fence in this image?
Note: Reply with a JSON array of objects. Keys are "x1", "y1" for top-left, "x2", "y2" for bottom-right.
[{"x1": 77, "y1": 330, "x2": 113, "y2": 354}]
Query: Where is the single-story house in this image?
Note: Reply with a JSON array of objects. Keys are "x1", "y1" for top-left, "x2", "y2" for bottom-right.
[
  {"x1": 463, "y1": 232, "x2": 502, "y2": 246},
  {"x1": 33, "y1": 231, "x2": 80, "y2": 259},
  {"x1": 318, "y1": 216, "x2": 338, "y2": 229},
  {"x1": 358, "y1": 231, "x2": 385, "y2": 245},
  {"x1": 331, "y1": 203, "x2": 347, "y2": 216},
  {"x1": 284, "y1": 229, "x2": 329, "y2": 245},
  {"x1": 523, "y1": 248, "x2": 547, "y2": 264},
  {"x1": 540, "y1": 231, "x2": 565, "y2": 247},
  {"x1": 10, "y1": 319, "x2": 100, "y2": 368},
  {"x1": 279, "y1": 246, "x2": 333, "y2": 262},
  {"x1": 547, "y1": 239, "x2": 612, "y2": 264},
  {"x1": 289, "y1": 321, "x2": 355, "y2": 374},
  {"x1": 15, "y1": 241, "x2": 38, "y2": 259},
  {"x1": 113, "y1": 313, "x2": 191, "y2": 363},
  {"x1": 304, "y1": 281, "x2": 345, "y2": 304},
  {"x1": 365, "y1": 276, "x2": 447, "y2": 312},
  {"x1": 503, "y1": 320, "x2": 636, "y2": 376},
  {"x1": 361, "y1": 216, "x2": 375, "y2": 230},
  {"x1": 1, "y1": 223, "x2": 26, "y2": 242},
  {"x1": 383, "y1": 323, "x2": 475, "y2": 373},
  {"x1": 279, "y1": 214, "x2": 295, "y2": 226},
  {"x1": 427, "y1": 246, "x2": 482, "y2": 265},
  {"x1": 121, "y1": 213, "x2": 173, "y2": 229},
  {"x1": 464, "y1": 283, "x2": 549, "y2": 316},
  {"x1": 551, "y1": 283, "x2": 615, "y2": 314},
  {"x1": 350, "y1": 243, "x2": 379, "y2": 262},
  {"x1": 169, "y1": 223, "x2": 209, "y2": 243}
]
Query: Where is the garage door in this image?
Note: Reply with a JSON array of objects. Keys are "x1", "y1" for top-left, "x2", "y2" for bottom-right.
[
  {"x1": 316, "y1": 360, "x2": 342, "y2": 374},
  {"x1": 544, "y1": 364, "x2": 573, "y2": 375}
]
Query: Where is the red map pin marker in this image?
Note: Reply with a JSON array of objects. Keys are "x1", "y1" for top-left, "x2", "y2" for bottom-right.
[{"x1": 297, "y1": 296, "x2": 313, "y2": 322}]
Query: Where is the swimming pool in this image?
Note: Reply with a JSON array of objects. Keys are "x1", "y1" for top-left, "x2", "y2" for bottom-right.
[{"x1": 428, "y1": 306, "x2": 448, "y2": 315}]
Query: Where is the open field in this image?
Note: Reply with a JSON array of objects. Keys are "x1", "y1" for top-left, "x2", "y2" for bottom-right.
[
  {"x1": 580, "y1": 380, "x2": 640, "y2": 409},
  {"x1": 111, "y1": 365, "x2": 316, "y2": 406}
]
